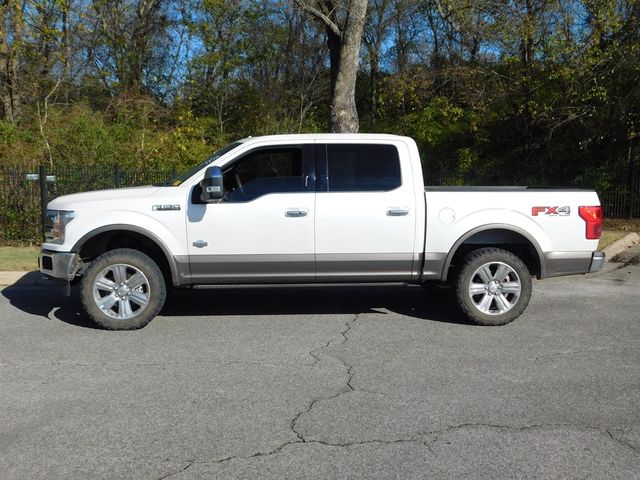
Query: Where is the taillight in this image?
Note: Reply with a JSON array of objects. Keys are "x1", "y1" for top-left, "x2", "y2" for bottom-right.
[{"x1": 578, "y1": 206, "x2": 602, "y2": 240}]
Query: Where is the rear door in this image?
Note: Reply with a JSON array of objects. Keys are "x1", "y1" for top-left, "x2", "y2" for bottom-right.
[{"x1": 314, "y1": 142, "x2": 417, "y2": 281}]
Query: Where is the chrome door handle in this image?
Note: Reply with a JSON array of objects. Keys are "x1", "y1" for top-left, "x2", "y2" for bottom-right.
[
  {"x1": 285, "y1": 209, "x2": 308, "y2": 217},
  {"x1": 387, "y1": 208, "x2": 409, "y2": 216}
]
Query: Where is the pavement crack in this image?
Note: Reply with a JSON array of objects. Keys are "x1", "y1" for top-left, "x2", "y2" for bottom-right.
[
  {"x1": 607, "y1": 429, "x2": 639, "y2": 455},
  {"x1": 423, "y1": 423, "x2": 640, "y2": 457},
  {"x1": 422, "y1": 422, "x2": 576, "y2": 450},
  {"x1": 296, "y1": 314, "x2": 360, "y2": 441},
  {"x1": 197, "y1": 424, "x2": 640, "y2": 467},
  {"x1": 157, "y1": 459, "x2": 194, "y2": 480},
  {"x1": 308, "y1": 313, "x2": 359, "y2": 365},
  {"x1": 208, "y1": 437, "x2": 432, "y2": 466},
  {"x1": 305, "y1": 437, "x2": 426, "y2": 448},
  {"x1": 210, "y1": 440, "x2": 302, "y2": 465},
  {"x1": 426, "y1": 422, "x2": 572, "y2": 438}
]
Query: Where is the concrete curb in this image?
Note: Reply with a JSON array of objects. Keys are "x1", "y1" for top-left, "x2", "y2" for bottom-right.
[
  {"x1": 602, "y1": 232, "x2": 640, "y2": 260},
  {"x1": 0, "y1": 271, "x2": 48, "y2": 287}
]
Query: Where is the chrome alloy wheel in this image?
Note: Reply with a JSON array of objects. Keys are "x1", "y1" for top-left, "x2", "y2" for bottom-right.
[
  {"x1": 92, "y1": 263, "x2": 150, "y2": 320},
  {"x1": 467, "y1": 261, "x2": 521, "y2": 315}
]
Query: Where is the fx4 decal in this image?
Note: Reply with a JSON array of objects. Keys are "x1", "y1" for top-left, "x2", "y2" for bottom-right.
[{"x1": 532, "y1": 206, "x2": 571, "y2": 216}]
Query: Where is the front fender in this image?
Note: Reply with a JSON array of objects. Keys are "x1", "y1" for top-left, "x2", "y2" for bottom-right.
[{"x1": 65, "y1": 209, "x2": 188, "y2": 257}]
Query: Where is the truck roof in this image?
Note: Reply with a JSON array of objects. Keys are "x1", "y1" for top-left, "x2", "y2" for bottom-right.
[{"x1": 237, "y1": 133, "x2": 412, "y2": 143}]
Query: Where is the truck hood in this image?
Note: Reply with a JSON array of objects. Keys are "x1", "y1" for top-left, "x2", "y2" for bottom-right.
[{"x1": 48, "y1": 186, "x2": 163, "y2": 210}]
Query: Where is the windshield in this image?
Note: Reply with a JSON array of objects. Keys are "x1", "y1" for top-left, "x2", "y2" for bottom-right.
[{"x1": 165, "y1": 141, "x2": 243, "y2": 186}]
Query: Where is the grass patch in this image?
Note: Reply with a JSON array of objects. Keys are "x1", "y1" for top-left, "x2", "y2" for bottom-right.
[
  {"x1": 599, "y1": 218, "x2": 639, "y2": 249},
  {"x1": 603, "y1": 218, "x2": 640, "y2": 232},
  {"x1": 599, "y1": 231, "x2": 632, "y2": 250},
  {"x1": 0, "y1": 246, "x2": 40, "y2": 271}
]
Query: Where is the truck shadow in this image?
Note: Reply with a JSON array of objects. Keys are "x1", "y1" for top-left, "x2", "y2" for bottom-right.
[
  {"x1": 1, "y1": 272, "x2": 97, "y2": 328},
  {"x1": 2, "y1": 272, "x2": 473, "y2": 329}
]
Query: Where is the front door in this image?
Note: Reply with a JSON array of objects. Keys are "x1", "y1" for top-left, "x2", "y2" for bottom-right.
[{"x1": 186, "y1": 144, "x2": 316, "y2": 283}]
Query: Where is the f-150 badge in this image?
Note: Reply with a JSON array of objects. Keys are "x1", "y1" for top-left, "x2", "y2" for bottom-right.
[{"x1": 532, "y1": 206, "x2": 571, "y2": 216}]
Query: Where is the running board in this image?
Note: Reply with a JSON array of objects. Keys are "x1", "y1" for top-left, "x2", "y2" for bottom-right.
[{"x1": 191, "y1": 282, "x2": 417, "y2": 290}]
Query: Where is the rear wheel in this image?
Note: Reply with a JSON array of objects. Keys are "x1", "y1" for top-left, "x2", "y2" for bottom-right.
[
  {"x1": 456, "y1": 247, "x2": 532, "y2": 326},
  {"x1": 80, "y1": 248, "x2": 166, "y2": 330}
]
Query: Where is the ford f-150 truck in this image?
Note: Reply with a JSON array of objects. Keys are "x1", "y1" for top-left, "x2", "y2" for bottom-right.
[{"x1": 39, "y1": 134, "x2": 604, "y2": 329}]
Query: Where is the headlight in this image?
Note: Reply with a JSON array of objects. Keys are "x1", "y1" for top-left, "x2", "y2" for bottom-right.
[{"x1": 44, "y1": 210, "x2": 75, "y2": 244}]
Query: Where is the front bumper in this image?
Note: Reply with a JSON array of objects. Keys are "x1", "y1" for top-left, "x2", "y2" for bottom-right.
[{"x1": 39, "y1": 250, "x2": 80, "y2": 281}]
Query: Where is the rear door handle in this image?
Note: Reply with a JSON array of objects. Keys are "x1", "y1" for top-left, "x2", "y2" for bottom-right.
[
  {"x1": 387, "y1": 208, "x2": 409, "y2": 216},
  {"x1": 285, "y1": 209, "x2": 308, "y2": 218}
]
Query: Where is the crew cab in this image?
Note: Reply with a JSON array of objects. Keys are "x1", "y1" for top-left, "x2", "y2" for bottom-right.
[{"x1": 39, "y1": 134, "x2": 604, "y2": 329}]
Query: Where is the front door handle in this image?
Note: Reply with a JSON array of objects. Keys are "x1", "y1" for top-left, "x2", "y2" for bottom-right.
[
  {"x1": 387, "y1": 208, "x2": 409, "y2": 216},
  {"x1": 285, "y1": 209, "x2": 308, "y2": 218}
]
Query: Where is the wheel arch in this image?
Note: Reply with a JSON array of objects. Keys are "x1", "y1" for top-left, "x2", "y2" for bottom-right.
[
  {"x1": 72, "y1": 225, "x2": 188, "y2": 287},
  {"x1": 442, "y1": 224, "x2": 546, "y2": 281}
]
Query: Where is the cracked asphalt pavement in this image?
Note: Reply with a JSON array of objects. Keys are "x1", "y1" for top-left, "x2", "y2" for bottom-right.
[{"x1": 1, "y1": 254, "x2": 639, "y2": 479}]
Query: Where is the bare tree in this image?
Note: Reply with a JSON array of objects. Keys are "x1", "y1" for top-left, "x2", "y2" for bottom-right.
[
  {"x1": 364, "y1": 0, "x2": 392, "y2": 127},
  {"x1": 91, "y1": 0, "x2": 169, "y2": 94},
  {"x1": 295, "y1": 0, "x2": 368, "y2": 133}
]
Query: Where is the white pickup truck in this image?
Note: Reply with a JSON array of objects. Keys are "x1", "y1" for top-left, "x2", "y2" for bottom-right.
[{"x1": 40, "y1": 134, "x2": 604, "y2": 329}]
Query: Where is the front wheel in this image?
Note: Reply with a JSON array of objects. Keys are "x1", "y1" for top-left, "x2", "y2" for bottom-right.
[
  {"x1": 455, "y1": 247, "x2": 532, "y2": 326},
  {"x1": 80, "y1": 248, "x2": 166, "y2": 330}
]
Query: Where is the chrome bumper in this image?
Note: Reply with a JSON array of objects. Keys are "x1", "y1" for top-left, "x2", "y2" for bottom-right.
[
  {"x1": 39, "y1": 250, "x2": 79, "y2": 281},
  {"x1": 589, "y1": 251, "x2": 605, "y2": 273}
]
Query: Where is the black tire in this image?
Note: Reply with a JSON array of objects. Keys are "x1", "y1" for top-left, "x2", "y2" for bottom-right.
[
  {"x1": 455, "y1": 247, "x2": 532, "y2": 326},
  {"x1": 80, "y1": 248, "x2": 166, "y2": 330}
]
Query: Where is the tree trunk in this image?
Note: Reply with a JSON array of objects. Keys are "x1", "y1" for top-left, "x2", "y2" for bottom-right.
[
  {"x1": 395, "y1": 8, "x2": 408, "y2": 75},
  {"x1": 326, "y1": 28, "x2": 341, "y2": 104},
  {"x1": 0, "y1": 1, "x2": 22, "y2": 122},
  {"x1": 296, "y1": 0, "x2": 367, "y2": 132},
  {"x1": 520, "y1": 0, "x2": 536, "y2": 168},
  {"x1": 329, "y1": 0, "x2": 367, "y2": 133},
  {"x1": 370, "y1": 54, "x2": 378, "y2": 127}
]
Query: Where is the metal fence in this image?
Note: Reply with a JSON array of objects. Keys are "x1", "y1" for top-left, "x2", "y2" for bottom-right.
[
  {"x1": 0, "y1": 164, "x2": 638, "y2": 243},
  {"x1": 0, "y1": 165, "x2": 175, "y2": 243},
  {"x1": 600, "y1": 171, "x2": 640, "y2": 219},
  {"x1": 424, "y1": 169, "x2": 640, "y2": 220}
]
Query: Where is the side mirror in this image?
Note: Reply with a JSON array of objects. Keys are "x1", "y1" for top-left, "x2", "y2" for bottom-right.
[{"x1": 199, "y1": 166, "x2": 224, "y2": 202}]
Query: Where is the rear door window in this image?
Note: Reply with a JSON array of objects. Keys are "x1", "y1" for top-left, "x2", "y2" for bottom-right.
[{"x1": 325, "y1": 144, "x2": 401, "y2": 192}]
